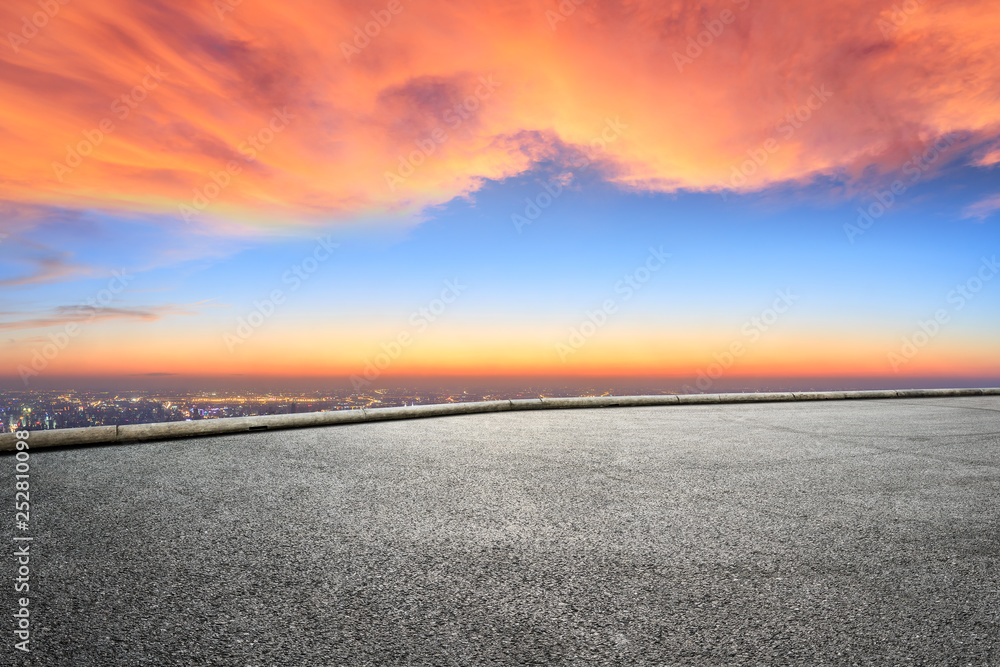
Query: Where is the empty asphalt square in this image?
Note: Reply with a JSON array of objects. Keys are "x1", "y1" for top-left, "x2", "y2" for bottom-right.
[{"x1": 3, "y1": 396, "x2": 999, "y2": 665}]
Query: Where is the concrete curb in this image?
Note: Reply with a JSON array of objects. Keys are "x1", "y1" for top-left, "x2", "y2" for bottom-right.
[{"x1": 2, "y1": 387, "x2": 998, "y2": 452}]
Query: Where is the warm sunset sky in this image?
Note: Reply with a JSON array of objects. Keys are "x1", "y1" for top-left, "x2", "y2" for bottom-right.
[{"x1": 1, "y1": 0, "x2": 998, "y2": 390}]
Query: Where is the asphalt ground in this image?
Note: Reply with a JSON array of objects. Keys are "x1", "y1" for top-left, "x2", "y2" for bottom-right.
[{"x1": 2, "y1": 396, "x2": 999, "y2": 666}]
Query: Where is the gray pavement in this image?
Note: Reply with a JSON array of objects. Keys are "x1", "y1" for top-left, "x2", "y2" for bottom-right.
[{"x1": 2, "y1": 396, "x2": 999, "y2": 666}]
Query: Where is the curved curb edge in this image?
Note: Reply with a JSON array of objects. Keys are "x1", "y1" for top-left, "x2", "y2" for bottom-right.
[{"x1": 2, "y1": 387, "x2": 998, "y2": 452}]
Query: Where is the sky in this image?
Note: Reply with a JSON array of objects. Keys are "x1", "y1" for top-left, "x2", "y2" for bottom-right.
[{"x1": 1, "y1": 0, "x2": 998, "y2": 392}]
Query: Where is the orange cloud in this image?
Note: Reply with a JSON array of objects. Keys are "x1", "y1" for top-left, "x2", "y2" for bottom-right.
[
  {"x1": 0, "y1": 302, "x2": 213, "y2": 331},
  {"x1": 975, "y1": 143, "x2": 1000, "y2": 167},
  {"x1": 1, "y1": 0, "x2": 998, "y2": 229}
]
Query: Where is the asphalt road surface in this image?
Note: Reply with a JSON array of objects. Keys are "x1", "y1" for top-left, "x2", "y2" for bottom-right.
[{"x1": 2, "y1": 396, "x2": 999, "y2": 666}]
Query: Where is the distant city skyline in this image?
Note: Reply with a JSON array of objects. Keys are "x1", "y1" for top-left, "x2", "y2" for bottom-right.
[{"x1": 2, "y1": 1, "x2": 999, "y2": 392}]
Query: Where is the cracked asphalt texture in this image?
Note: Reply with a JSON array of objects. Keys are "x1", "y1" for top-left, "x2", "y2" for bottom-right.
[{"x1": 2, "y1": 396, "x2": 999, "y2": 666}]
